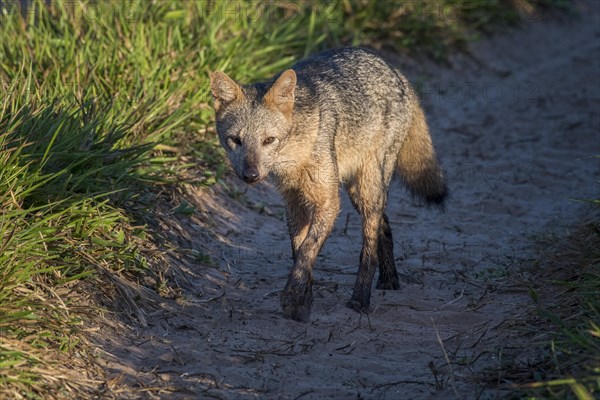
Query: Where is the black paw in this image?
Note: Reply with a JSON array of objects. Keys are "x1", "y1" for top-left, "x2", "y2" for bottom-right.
[
  {"x1": 376, "y1": 276, "x2": 400, "y2": 290},
  {"x1": 280, "y1": 283, "x2": 313, "y2": 323},
  {"x1": 346, "y1": 295, "x2": 370, "y2": 313}
]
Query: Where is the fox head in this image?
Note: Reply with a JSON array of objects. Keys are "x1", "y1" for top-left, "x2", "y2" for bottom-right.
[{"x1": 209, "y1": 70, "x2": 297, "y2": 184}]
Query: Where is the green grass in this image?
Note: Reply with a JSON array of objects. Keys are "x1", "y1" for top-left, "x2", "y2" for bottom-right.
[
  {"x1": 303, "y1": 0, "x2": 573, "y2": 59},
  {"x1": 517, "y1": 220, "x2": 600, "y2": 399},
  {"x1": 0, "y1": 0, "x2": 571, "y2": 397}
]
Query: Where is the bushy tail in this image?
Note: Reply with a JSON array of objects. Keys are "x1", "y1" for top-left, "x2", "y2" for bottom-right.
[{"x1": 397, "y1": 99, "x2": 448, "y2": 209}]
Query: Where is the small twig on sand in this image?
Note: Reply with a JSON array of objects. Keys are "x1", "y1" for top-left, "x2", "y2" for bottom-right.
[
  {"x1": 190, "y1": 292, "x2": 225, "y2": 303},
  {"x1": 263, "y1": 289, "x2": 280, "y2": 299},
  {"x1": 346, "y1": 312, "x2": 375, "y2": 334},
  {"x1": 294, "y1": 390, "x2": 314, "y2": 400},
  {"x1": 437, "y1": 286, "x2": 466, "y2": 310},
  {"x1": 432, "y1": 318, "x2": 460, "y2": 398}
]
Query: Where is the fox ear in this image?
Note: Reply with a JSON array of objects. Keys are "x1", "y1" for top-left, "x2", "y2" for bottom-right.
[
  {"x1": 264, "y1": 69, "x2": 296, "y2": 117},
  {"x1": 210, "y1": 71, "x2": 243, "y2": 112}
]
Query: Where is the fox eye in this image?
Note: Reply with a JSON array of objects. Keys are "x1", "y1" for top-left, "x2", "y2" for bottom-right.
[
  {"x1": 227, "y1": 136, "x2": 242, "y2": 147},
  {"x1": 263, "y1": 137, "x2": 277, "y2": 146}
]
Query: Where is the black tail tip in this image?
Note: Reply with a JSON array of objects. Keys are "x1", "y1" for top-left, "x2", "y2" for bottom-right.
[{"x1": 424, "y1": 187, "x2": 449, "y2": 212}]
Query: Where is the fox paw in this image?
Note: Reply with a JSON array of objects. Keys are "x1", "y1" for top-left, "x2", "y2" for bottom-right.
[
  {"x1": 376, "y1": 276, "x2": 400, "y2": 290},
  {"x1": 346, "y1": 296, "x2": 371, "y2": 313},
  {"x1": 280, "y1": 284, "x2": 313, "y2": 323}
]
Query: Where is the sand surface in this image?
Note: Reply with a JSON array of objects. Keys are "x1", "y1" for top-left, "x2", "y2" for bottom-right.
[{"x1": 94, "y1": 3, "x2": 600, "y2": 398}]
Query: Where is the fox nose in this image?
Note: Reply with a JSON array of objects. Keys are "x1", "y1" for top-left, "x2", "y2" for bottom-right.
[{"x1": 243, "y1": 168, "x2": 260, "y2": 184}]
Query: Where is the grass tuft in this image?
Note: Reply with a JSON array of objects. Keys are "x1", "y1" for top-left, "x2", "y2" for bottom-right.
[
  {"x1": 524, "y1": 218, "x2": 600, "y2": 399},
  {"x1": 489, "y1": 215, "x2": 600, "y2": 399}
]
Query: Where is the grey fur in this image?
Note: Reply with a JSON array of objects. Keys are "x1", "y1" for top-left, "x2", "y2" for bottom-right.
[{"x1": 210, "y1": 47, "x2": 447, "y2": 322}]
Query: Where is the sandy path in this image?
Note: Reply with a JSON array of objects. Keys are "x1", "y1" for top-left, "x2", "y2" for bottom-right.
[{"x1": 96, "y1": 3, "x2": 600, "y2": 399}]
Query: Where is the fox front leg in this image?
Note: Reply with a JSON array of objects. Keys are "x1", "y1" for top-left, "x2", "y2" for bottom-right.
[
  {"x1": 280, "y1": 196, "x2": 313, "y2": 322},
  {"x1": 280, "y1": 185, "x2": 339, "y2": 322}
]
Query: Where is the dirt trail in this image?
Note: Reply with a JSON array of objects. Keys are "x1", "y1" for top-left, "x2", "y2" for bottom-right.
[{"x1": 96, "y1": 3, "x2": 599, "y2": 399}]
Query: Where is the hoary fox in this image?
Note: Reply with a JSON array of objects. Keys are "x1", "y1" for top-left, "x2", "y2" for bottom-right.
[{"x1": 210, "y1": 47, "x2": 447, "y2": 322}]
